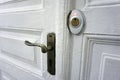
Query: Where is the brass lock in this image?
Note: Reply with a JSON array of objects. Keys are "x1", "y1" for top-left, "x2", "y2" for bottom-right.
[
  {"x1": 71, "y1": 17, "x2": 80, "y2": 27},
  {"x1": 67, "y1": 10, "x2": 85, "y2": 35}
]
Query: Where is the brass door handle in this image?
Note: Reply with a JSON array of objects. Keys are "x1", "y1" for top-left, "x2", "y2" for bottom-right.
[
  {"x1": 25, "y1": 40, "x2": 52, "y2": 53},
  {"x1": 24, "y1": 33, "x2": 56, "y2": 75}
]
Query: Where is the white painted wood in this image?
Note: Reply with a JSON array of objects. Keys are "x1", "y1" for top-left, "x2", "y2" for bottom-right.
[
  {"x1": 87, "y1": 0, "x2": 120, "y2": 6},
  {"x1": 81, "y1": 35, "x2": 120, "y2": 80},
  {"x1": 0, "y1": 0, "x2": 69, "y2": 80},
  {"x1": 0, "y1": 0, "x2": 43, "y2": 13},
  {"x1": 68, "y1": 0, "x2": 120, "y2": 80},
  {"x1": 0, "y1": 0, "x2": 12, "y2": 4}
]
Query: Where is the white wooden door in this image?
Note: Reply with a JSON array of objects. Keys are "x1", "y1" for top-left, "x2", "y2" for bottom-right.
[
  {"x1": 0, "y1": 0, "x2": 68, "y2": 80},
  {"x1": 69, "y1": 0, "x2": 120, "y2": 80}
]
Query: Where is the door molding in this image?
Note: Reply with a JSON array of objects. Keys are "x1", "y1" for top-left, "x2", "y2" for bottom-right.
[
  {"x1": 80, "y1": 34, "x2": 120, "y2": 80},
  {"x1": 0, "y1": 0, "x2": 44, "y2": 13}
]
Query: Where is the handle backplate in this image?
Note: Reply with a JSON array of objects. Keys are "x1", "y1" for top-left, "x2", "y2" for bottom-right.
[
  {"x1": 25, "y1": 33, "x2": 56, "y2": 75},
  {"x1": 47, "y1": 33, "x2": 56, "y2": 75}
]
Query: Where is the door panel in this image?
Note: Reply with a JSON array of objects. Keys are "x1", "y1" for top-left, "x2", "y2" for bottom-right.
[
  {"x1": 82, "y1": 35, "x2": 120, "y2": 80},
  {"x1": 70, "y1": 0, "x2": 120, "y2": 80},
  {"x1": 0, "y1": 70, "x2": 17, "y2": 80},
  {"x1": 0, "y1": 29, "x2": 43, "y2": 76},
  {"x1": 84, "y1": 5, "x2": 120, "y2": 35},
  {"x1": 0, "y1": 0, "x2": 67, "y2": 80},
  {"x1": 0, "y1": 0, "x2": 43, "y2": 12},
  {"x1": 88, "y1": 0, "x2": 120, "y2": 6},
  {"x1": 0, "y1": 30, "x2": 41, "y2": 61},
  {"x1": 0, "y1": 29, "x2": 45, "y2": 79}
]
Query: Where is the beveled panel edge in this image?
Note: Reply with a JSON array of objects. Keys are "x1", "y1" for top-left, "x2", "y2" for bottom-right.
[
  {"x1": 86, "y1": 0, "x2": 120, "y2": 7},
  {"x1": 99, "y1": 53, "x2": 120, "y2": 80},
  {"x1": 0, "y1": 28, "x2": 44, "y2": 76},
  {"x1": 0, "y1": 0, "x2": 44, "y2": 13},
  {"x1": 80, "y1": 34, "x2": 120, "y2": 80},
  {"x1": 0, "y1": 55, "x2": 44, "y2": 77}
]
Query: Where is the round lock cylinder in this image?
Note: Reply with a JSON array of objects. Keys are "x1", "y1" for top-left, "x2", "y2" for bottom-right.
[
  {"x1": 68, "y1": 10, "x2": 85, "y2": 35},
  {"x1": 71, "y1": 17, "x2": 80, "y2": 27}
]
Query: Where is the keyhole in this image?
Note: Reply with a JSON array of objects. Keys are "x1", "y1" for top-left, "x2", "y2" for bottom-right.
[{"x1": 71, "y1": 17, "x2": 80, "y2": 27}]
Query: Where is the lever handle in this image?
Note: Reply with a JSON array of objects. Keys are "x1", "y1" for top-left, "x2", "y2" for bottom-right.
[
  {"x1": 24, "y1": 40, "x2": 52, "y2": 53},
  {"x1": 24, "y1": 33, "x2": 56, "y2": 75}
]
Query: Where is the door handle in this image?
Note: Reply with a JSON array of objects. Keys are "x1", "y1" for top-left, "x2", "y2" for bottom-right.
[
  {"x1": 24, "y1": 33, "x2": 56, "y2": 75},
  {"x1": 25, "y1": 40, "x2": 52, "y2": 53}
]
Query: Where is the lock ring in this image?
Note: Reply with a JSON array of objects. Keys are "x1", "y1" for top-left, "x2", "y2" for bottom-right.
[{"x1": 68, "y1": 10, "x2": 85, "y2": 35}]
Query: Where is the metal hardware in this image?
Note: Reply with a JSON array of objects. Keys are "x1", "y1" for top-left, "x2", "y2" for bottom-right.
[
  {"x1": 24, "y1": 33, "x2": 56, "y2": 75},
  {"x1": 67, "y1": 9, "x2": 85, "y2": 35},
  {"x1": 71, "y1": 17, "x2": 80, "y2": 27},
  {"x1": 25, "y1": 40, "x2": 52, "y2": 53},
  {"x1": 47, "y1": 33, "x2": 55, "y2": 75}
]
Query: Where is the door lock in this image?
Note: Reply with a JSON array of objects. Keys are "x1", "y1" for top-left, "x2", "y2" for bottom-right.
[
  {"x1": 25, "y1": 33, "x2": 56, "y2": 75},
  {"x1": 71, "y1": 17, "x2": 80, "y2": 27},
  {"x1": 67, "y1": 9, "x2": 85, "y2": 35}
]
